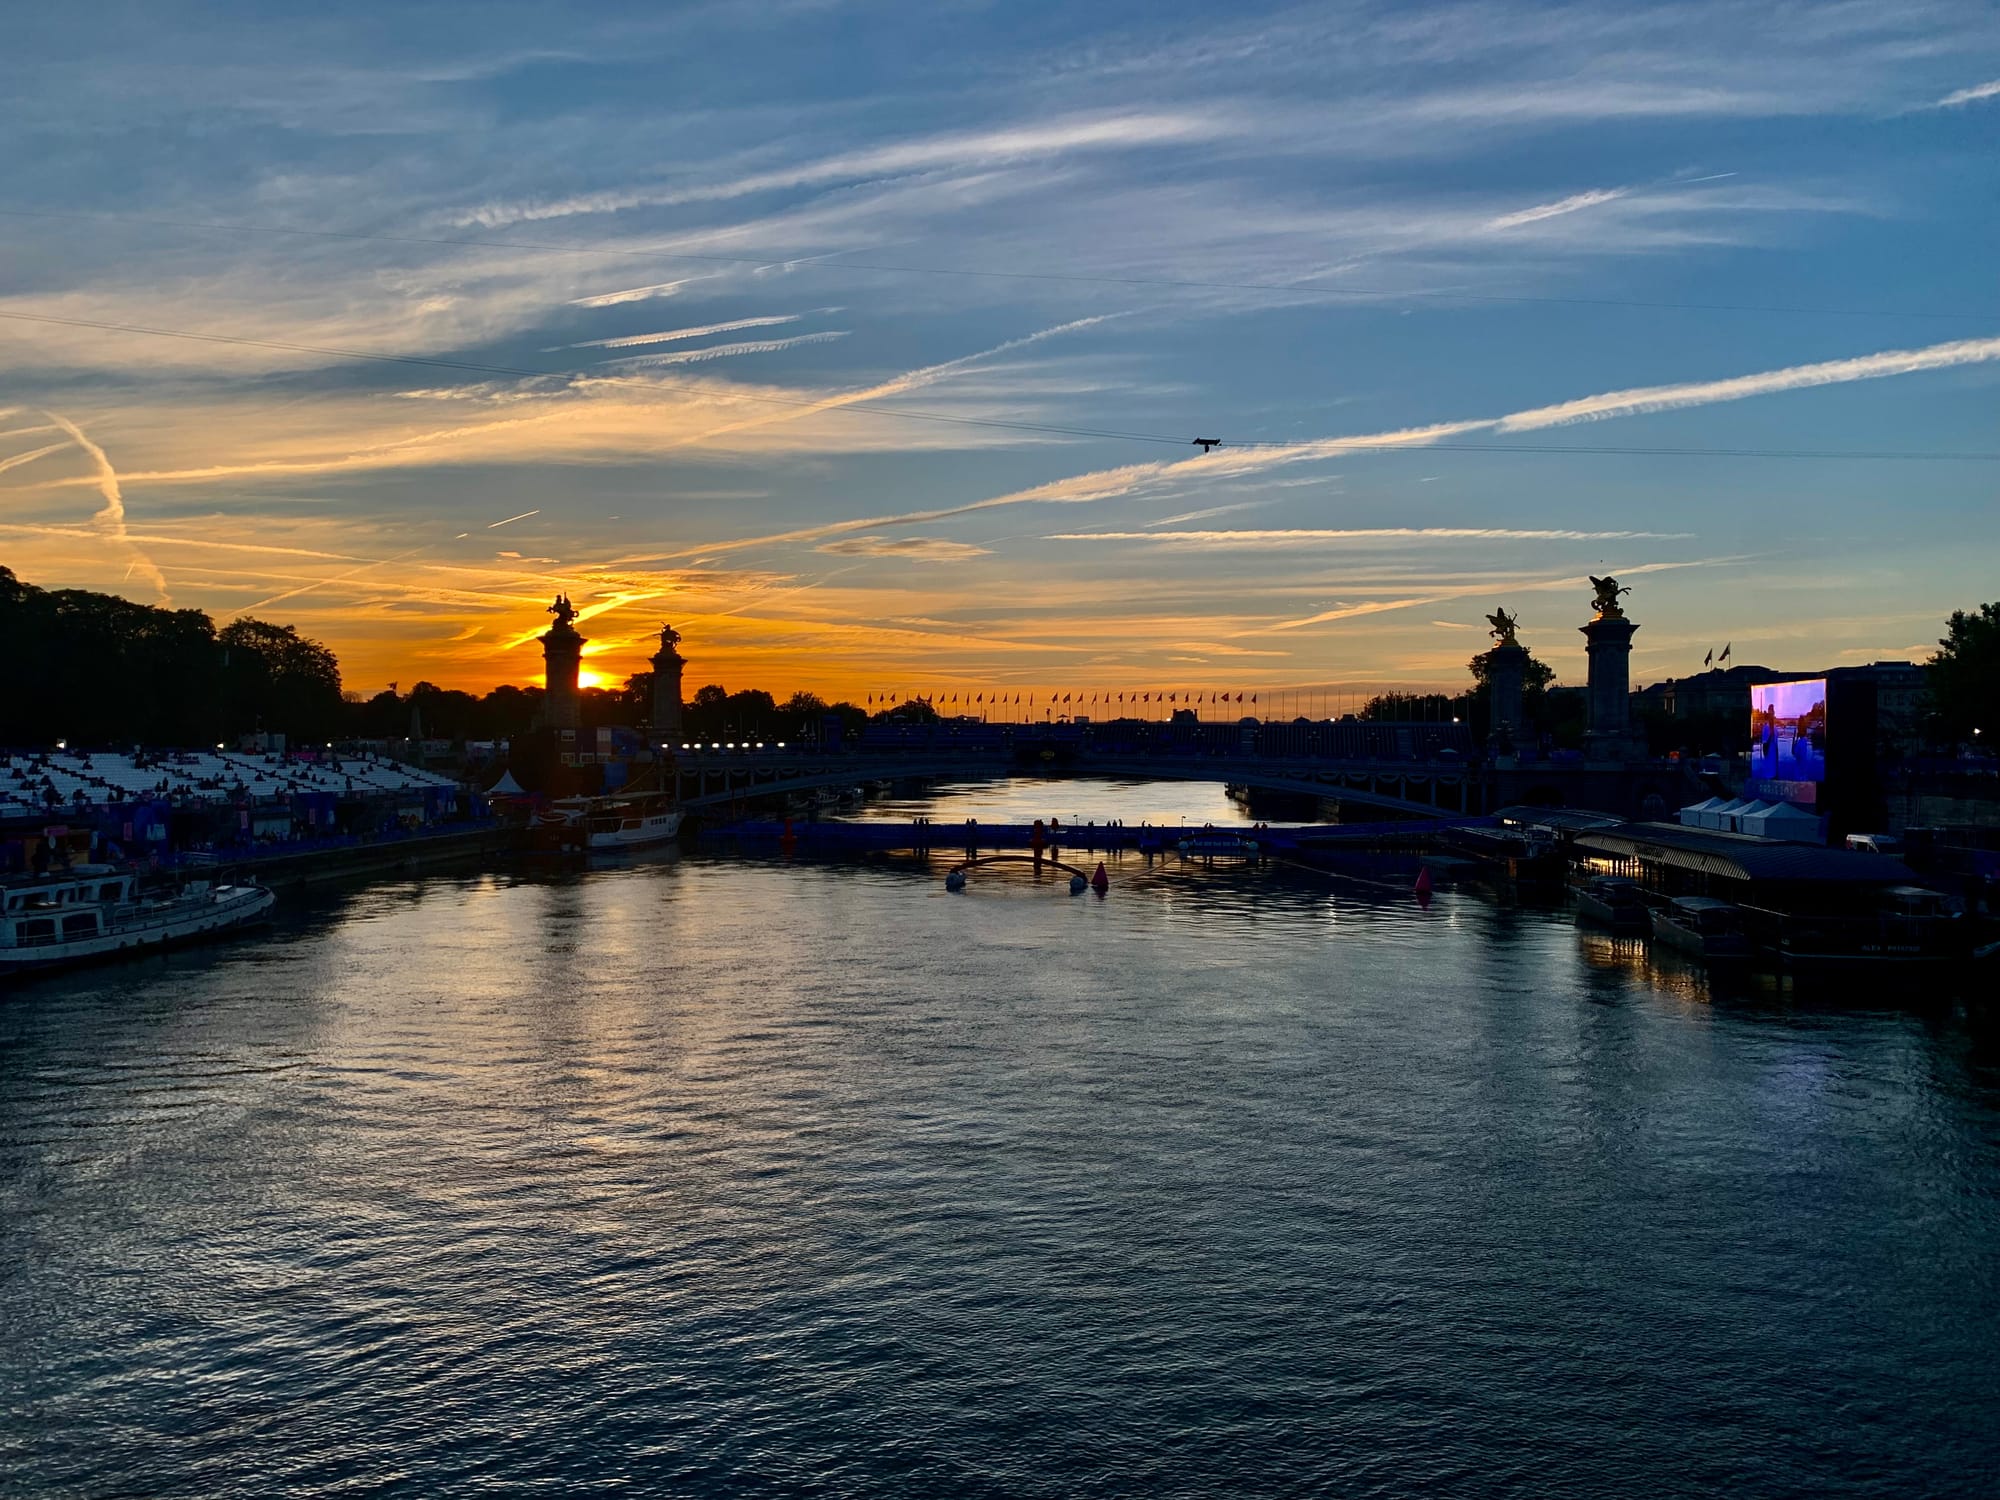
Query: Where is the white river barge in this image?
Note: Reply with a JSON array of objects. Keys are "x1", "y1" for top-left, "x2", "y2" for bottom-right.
[{"x1": 1, "y1": 866, "x2": 275, "y2": 978}]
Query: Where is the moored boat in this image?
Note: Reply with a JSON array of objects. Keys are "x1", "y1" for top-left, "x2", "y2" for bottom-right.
[
  {"x1": 533, "y1": 791, "x2": 683, "y2": 852},
  {"x1": 1574, "y1": 876, "x2": 1650, "y2": 935},
  {"x1": 1766, "y1": 885, "x2": 1971, "y2": 971},
  {"x1": 1, "y1": 866, "x2": 275, "y2": 978},
  {"x1": 1649, "y1": 895, "x2": 1755, "y2": 964}
]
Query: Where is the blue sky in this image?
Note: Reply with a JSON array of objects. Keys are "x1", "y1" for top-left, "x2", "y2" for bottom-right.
[{"x1": 1, "y1": 0, "x2": 1996, "y2": 699}]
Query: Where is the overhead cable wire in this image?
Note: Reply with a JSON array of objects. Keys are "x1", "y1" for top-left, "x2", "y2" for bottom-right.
[
  {"x1": 0, "y1": 205, "x2": 1988, "y2": 323},
  {"x1": 3, "y1": 307, "x2": 1999, "y2": 462}
]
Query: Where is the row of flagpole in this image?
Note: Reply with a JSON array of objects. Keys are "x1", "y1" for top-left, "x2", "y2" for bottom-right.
[
  {"x1": 1703, "y1": 643, "x2": 1734, "y2": 669},
  {"x1": 854, "y1": 689, "x2": 1456, "y2": 721},
  {"x1": 865, "y1": 690, "x2": 1260, "y2": 712}
]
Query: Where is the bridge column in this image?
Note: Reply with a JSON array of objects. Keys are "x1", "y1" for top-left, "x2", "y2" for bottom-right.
[
  {"x1": 1581, "y1": 614, "x2": 1642, "y2": 762},
  {"x1": 1486, "y1": 642, "x2": 1529, "y2": 759},
  {"x1": 649, "y1": 624, "x2": 686, "y2": 742}
]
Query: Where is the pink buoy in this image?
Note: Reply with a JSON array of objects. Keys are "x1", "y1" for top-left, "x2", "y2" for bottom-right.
[
  {"x1": 1413, "y1": 864, "x2": 1434, "y2": 907},
  {"x1": 1091, "y1": 861, "x2": 1109, "y2": 893}
]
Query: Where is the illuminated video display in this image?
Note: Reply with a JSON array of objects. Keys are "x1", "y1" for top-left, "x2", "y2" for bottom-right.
[{"x1": 1749, "y1": 679, "x2": 1827, "y2": 784}]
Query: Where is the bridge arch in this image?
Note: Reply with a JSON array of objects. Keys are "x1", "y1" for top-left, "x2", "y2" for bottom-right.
[{"x1": 947, "y1": 852, "x2": 1092, "y2": 881}]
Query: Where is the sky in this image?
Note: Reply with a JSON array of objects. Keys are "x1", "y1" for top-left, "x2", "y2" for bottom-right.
[{"x1": 2, "y1": 0, "x2": 1997, "y2": 707}]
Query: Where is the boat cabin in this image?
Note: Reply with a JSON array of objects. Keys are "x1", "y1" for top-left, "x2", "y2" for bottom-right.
[
  {"x1": 1665, "y1": 895, "x2": 1743, "y2": 933},
  {"x1": 1, "y1": 869, "x2": 137, "y2": 949}
]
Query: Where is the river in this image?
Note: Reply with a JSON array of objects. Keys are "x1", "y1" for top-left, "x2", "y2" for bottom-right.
[{"x1": 3, "y1": 780, "x2": 1997, "y2": 1497}]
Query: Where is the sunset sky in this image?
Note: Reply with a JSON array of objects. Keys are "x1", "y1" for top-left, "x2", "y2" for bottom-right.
[{"x1": 2, "y1": 1, "x2": 1996, "y2": 704}]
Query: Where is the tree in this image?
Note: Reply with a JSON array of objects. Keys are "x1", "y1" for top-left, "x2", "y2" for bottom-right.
[
  {"x1": 1360, "y1": 692, "x2": 1466, "y2": 723},
  {"x1": 0, "y1": 567, "x2": 225, "y2": 746},
  {"x1": 219, "y1": 618, "x2": 344, "y2": 740},
  {"x1": 874, "y1": 698, "x2": 940, "y2": 726},
  {"x1": 1928, "y1": 602, "x2": 2000, "y2": 745},
  {"x1": 1468, "y1": 645, "x2": 1556, "y2": 695}
]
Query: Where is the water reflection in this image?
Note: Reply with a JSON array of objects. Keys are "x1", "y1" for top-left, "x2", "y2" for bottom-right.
[{"x1": 2, "y1": 804, "x2": 1997, "y2": 1497}]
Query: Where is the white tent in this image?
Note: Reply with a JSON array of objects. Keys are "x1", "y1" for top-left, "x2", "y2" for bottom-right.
[
  {"x1": 486, "y1": 770, "x2": 526, "y2": 796},
  {"x1": 1707, "y1": 798, "x2": 1763, "y2": 832},
  {"x1": 1730, "y1": 799, "x2": 1781, "y2": 832},
  {"x1": 1678, "y1": 797, "x2": 1725, "y2": 827},
  {"x1": 1700, "y1": 797, "x2": 1745, "y2": 830},
  {"x1": 1738, "y1": 801, "x2": 1823, "y2": 843}
]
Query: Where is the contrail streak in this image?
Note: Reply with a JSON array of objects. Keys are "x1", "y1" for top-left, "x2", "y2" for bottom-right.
[
  {"x1": 44, "y1": 412, "x2": 170, "y2": 603},
  {"x1": 227, "y1": 545, "x2": 435, "y2": 617},
  {"x1": 573, "y1": 314, "x2": 802, "y2": 350},
  {"x1": 633, "y1": 313, "x2": 1124, "y2": 454},
  {"x1": 624, "y1": 331, "x2": 2000, "y2": 561},
  {"x1": 0, "y1": 442, "x2": 68, "y2": 476}
]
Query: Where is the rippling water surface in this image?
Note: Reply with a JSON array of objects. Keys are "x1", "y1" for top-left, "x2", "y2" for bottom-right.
[{"x1": 4, "y1": 788, "x2": 1999, "y2": 1497}]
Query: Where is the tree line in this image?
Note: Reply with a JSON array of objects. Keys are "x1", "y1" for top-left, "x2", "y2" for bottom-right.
[
  {"x1": 4, "y1": 567, "x2": 1992, "y2": 754},
  {"x1": 1360, "y1": 646, "x2": 1583, "y2": 749},
  {"x1": 1, "y1": 566, "x2": 345, "y2": 746}
]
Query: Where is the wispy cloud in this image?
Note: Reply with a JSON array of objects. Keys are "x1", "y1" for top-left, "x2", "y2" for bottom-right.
[
  {"x1": 569, "y1": 277, "x2": 711, "y2": 308},
  {"x1": 1264, "y1": 558, "x2": 1737, "y2": 633},
  {"x1": 458, "y1": 111, "x2": 1237, "y2": 226},
  {"x1": 815, "y1": 536, "x2": 991, "y2": 561},
  {"x1": 1934, "y1": 78, "x2": 2000, "y2": 107},
  {"x1": 1047, "y1": 528, "x2": 1693, "y2": 545},
  {"x1": 571, "y1": 314, "x2": 804, "y2": 350},
  {"x1": 611, "y1": 313, "x2": 1120, "y2": 454},
  {"x1": 608, "y1": 331, "x2": 849, "y2": 367},
  {"x1": 1486, "y1": 187, "x2": 1628, "y2": 230},
  {"x1": 1145, "y1": 501, "x2": 1271, "y2": 527}
]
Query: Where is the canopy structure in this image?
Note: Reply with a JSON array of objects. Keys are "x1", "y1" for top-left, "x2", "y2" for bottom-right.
[
  {"x1": 1575, "y1": 824, "x2": 1910, "y2": 886},
  {"x1": 1737, "y1": 801, "x2": 1823, "y2": 843},
  {"x1": 486, "y1": 771, "x2": 527, "y2": 796}
]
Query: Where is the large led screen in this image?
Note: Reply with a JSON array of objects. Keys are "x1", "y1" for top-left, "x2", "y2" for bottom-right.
[{"x1": 1749, "y1": 679, "x2": 1826, "y2": 783}]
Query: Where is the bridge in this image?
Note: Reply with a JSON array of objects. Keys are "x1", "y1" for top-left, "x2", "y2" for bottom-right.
[
  {"x1": 663, "y1": 715, "x2": 1687, "y2": 822},
  {"x1": 669, "y1": 720, "x2": 1489, "y2": 818},
  {"x1": 700, "y1": 815, "x2": 1491, "y2": 856}
]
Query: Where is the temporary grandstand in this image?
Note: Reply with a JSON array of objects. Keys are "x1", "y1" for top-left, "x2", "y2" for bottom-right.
[{"x1": 0, "y1": 748, "x2": 460, "y2": 820}]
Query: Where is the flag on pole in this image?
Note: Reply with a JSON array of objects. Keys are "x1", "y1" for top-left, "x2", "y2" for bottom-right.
[
  {"x1": 1703, "y1": 650, "x2": 1712, "y2": 669},
  {"x1": 1720, "y1": 642, "x2": 1732, "y2": 663}
]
